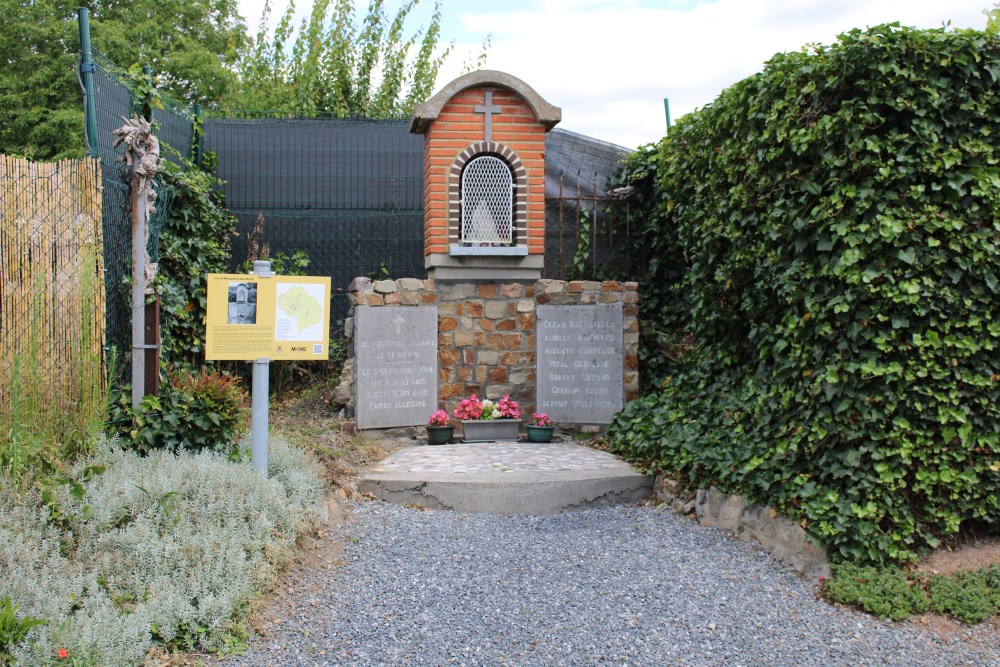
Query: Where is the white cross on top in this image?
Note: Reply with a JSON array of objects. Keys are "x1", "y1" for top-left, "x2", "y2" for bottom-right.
[
  {"x1": 474, "y1": 90, "x2": 502, "y2": 142},
  {"x1": 392, "y1": 314, "x2": 405, "y2": 335}
]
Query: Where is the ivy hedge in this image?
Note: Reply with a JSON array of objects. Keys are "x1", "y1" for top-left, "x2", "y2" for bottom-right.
[
  {"x1": 605, "y1": 24, "x2": 1000, "y2": 565},
  {"x1": 156, "y1": 154, "x2": 239, "y2": 368}
]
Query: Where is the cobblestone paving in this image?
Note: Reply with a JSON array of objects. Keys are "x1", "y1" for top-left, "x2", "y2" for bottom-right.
[{"x1": 366, "y1": 442, "x2": 637, "y2": 475}]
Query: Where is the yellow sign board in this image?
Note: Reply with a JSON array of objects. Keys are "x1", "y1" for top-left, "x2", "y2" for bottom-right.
[{"x1": 205, "y1": 274, "x2": 331, "y2": 361}]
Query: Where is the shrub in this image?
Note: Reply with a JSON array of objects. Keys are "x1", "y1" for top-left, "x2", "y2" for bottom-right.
[
  {"x1": 156, "y1": 156, "x2": 239, "y2": 369},
  {"x1": 928, "y1": 569, "x2": 997, "y2": 625},
  {"x1": 0, "y1": 435, "x2": 324, "y2": 664},
  {"x1": 607, "y1": 24, "x2": 1000, "y2": 565},
  {"x1": 106, "y1": 368, "x2": 248, "y2": 457},
  {"x1": 822, "y1": 564, "x2": 999, "y2": 625},
  {"x1": 822, "y1": 564, "x2": 929, "y2": 621}
]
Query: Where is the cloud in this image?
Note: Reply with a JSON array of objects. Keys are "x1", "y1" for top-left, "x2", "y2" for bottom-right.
[
  {"x1": 235, "y1": 0, "x2": 990, "y2": 147},
  {"x1": 428, "y1": 0, "x2": 989, "y2": 147}
]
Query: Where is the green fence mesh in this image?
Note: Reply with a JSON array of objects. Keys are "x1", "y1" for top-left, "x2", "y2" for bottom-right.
[
  {"x1": 88, "y1": 51, "x2": 634, "y2": 366},
  {"x1": 203, "y1": 114, "x2": 424, "y2": 323},
  {"x1": 91, "y1": 49, "x2": 177, "y2": 375}
]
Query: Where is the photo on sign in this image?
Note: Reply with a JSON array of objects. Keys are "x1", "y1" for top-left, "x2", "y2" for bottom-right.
[{"x1": 227, "y1": 282, "x2": 257, "y2": 325}]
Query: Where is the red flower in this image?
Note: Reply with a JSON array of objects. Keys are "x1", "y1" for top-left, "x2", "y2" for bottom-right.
[{"x1": 57, "y1": 648, "x2": 70, "y2": 659}]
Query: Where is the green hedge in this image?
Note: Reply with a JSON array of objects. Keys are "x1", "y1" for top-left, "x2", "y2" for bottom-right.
[{"x1": 606, "y1": 24, "x2": 1000, "y2": 565}]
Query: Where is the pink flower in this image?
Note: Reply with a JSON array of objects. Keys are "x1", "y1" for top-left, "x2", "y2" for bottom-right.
[
  {"x1": 427, "y1": 410, "x2": 450, "y2": 427},
  {"x1": 452, "y1": 395, "x2": 484, "y2": 420},
  {"x1": 531, "y1": 412, "x2": 552, "y2": 426},
  {"x1": 58, "y1": 648, "x2": 70, "y2": 660},
  {"x1": 496, "y1": 395, "x2": 521, "y2": 419}
]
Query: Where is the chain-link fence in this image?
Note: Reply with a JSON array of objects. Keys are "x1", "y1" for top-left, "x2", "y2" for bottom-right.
[{"x1": 91, "y1": 49, "x2": 177, "y2": 371}]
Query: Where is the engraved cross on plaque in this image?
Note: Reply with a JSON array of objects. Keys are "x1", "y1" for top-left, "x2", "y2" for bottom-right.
[
  {"x1": 392, "y1": 314, "x2": 405, "y2": 335},
  {"x1": 474, "y1": 90, "x2": 502, "y2": 142}
]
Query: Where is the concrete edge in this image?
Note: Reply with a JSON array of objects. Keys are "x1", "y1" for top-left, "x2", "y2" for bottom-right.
[{"x1": 359, "y1": 473, "x2": 652, "y2": 515}]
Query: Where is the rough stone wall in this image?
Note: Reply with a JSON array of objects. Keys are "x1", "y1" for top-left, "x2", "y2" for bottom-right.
[
  {"x1": 341, "y1": 276, "x2": 639, "y2": 431},
  {"x1": 436, "y1": 280, "x2": 538, "y2": 417},
  {"x1": 654, "y1": 479, "x2": 831, "y2": 579}
]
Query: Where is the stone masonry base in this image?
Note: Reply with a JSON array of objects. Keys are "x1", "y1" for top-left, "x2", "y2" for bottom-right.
[{"x1": 654, "y1": 478, "x2": 831, "y2": 579}]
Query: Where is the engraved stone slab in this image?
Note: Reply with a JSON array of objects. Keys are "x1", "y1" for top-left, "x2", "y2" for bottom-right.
[
  {"x1": 536, "y1": 303, "x2": 624, "y2": 424},
  {"x1": 355, "y1": 306, "x2": 438, "y2": 429}
]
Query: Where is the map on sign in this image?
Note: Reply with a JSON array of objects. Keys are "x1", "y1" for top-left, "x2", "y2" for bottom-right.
[{"x1": 275, "y1": 283, "x2": 324, "y2": 341}]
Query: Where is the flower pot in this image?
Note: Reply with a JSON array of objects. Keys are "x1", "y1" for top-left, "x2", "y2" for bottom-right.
[
  {"x1": 425, "y1": 425, "x2": 454, "y2": 445},
  {"x1": 462, "y1": 419, "x2": 520, "y2": 442},
  {"x1": 525, "y1": 425, "x2": 555, "y2": 443}
]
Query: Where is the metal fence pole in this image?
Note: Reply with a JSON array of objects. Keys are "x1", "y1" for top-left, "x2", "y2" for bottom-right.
[
  {"x1": 192, "y1": 103, "x2": 204, "y2": 167},
  {"x1": 251, "y1": 260, "x2": 273, "y2": 478},
  {"x1": 77, "y1": 8, "x2": 98, "y2": 159},
  {"x1": 142, "y1": 66, "x2": 153, "y2": 122}
]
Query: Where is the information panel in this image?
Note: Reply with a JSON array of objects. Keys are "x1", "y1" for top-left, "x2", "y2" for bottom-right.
[
  {"x1": 205, "y1": 273, "x2": 331, "y2": 360},
  {"x1": 536, "y1": 303, "x2": 624, "y2": 424}
]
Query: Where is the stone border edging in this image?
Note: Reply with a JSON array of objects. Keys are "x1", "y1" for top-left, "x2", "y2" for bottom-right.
[{"x1": 654, "y1": 478, "x2": 831, "y2": 579}]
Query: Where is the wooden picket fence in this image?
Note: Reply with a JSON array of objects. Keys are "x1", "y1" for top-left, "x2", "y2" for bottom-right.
[{"x1": 0, "y1": 156, "x2": 105, "y2": 404}]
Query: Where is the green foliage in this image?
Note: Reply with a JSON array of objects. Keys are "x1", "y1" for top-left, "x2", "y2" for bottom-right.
[
  {"x1": 156, "y1": 157, "x2": 239, "y2": 368},
  {"x1": 822, "y1": 564, "x2": 929, "y2": 621},
  {"x1": 239, "y1": 249, "x2": 312, "y2": 276},
  {"x1": 106, "y1": 369, "x2": 248, "y2": 457},
  {"x1": 822, "y1": 564, "x2": 1000, "y2": 625},
  {"x1": 606, "y1": 24, "x2": 1000, "y2": 565},
  {"x1": 566, "y1": 207, "x2": 593, "y2": 281},
  {"x1": 230, "y1": 0, "x2": 464, "y2": 116},
  {"x1": 35, "y1": 462, "x2": 106, "y2": 533},
  {"x1": 0, "y1": 436, "x2": 324, "y2": 664},
  {"x1": 927, "y1": 568, "x2": 999, "y2": 625},
  {"x1": 0, "y1": 0, "x2": 246, "y2": 159},
  {"x1": 0, "y1": 595, "x2": 46, "y2": 664},
  {"x1": 986, "y1": 3, "x2": 1000, "y2": 36}
]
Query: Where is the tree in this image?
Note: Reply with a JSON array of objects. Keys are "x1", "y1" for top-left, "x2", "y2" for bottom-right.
[
  {"x1": 230, "y1": 0, "x2": 469, "y2": 117},
  {"x1": 0, "y1": 0, "x2": 247, "y2": 159},
  {"x1": 0, "y1": 0, "x2": 84, "y2": 159},
  {"x1": 986, "y1": 2, "x2": 1000, "y2": 35}
]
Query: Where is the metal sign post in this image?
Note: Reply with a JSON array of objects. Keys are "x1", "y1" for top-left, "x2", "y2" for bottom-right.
[
  {"x1": 250, "y1": 260, "x2": 273, "y2": 477},
  {"x1": 203, "y1": 264, "x2": 330, "y2": 478}
]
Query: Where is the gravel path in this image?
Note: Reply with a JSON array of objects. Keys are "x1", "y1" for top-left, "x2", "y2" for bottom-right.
[{"x1": 228, "y1": 502, "x2": 998, "y2": 667}]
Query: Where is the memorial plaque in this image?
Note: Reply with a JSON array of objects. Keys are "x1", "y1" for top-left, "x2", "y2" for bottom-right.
[
  {"x1": 536, "y1": 303, "x2": 624, "y2": 424},
  {"x1": 355, "y1": 306, "x2": 438, "y2": 429}
]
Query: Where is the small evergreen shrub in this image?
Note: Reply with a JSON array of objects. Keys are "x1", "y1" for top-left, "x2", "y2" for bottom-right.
[
  {"x1": 106, "y1": 368, "x2": 248, "y2": 457},
  {"x1": 822, "y1": 564, "x2": 929, "y2": 621},
  {"x1": 822, "y1": 564, "x2": 1000, "y2": 625},
  {"x1": 927, "y1": 569, "x2": 996, "y2": 625},
  {"x1": 0, "y1": 435, "x2": 324, "y2": 665}
]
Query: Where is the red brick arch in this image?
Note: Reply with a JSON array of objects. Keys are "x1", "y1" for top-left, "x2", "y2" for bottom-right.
[{"x1": 448, "y1": 141, "x2": 527, "y2": 246}]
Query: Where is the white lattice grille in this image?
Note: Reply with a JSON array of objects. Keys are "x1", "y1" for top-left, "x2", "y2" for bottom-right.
[{"x1": 461, "y1": 155, "x2": 514, "y2": 244}]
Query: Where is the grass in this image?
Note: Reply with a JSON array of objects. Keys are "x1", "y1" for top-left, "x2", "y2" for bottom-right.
[{"x1": 0, "y1": 263, "x2": 105, "y2": 482}]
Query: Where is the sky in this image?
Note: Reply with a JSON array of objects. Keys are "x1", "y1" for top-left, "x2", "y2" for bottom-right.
[{"x1": 234, "y1": 0, "x2": 992, "y2": 149}]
